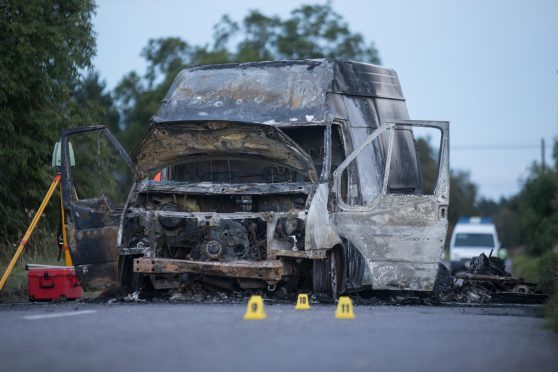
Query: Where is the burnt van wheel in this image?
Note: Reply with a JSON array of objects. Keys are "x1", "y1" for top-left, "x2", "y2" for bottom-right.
[
  {"x1": 119, "y1": 255, "x2": 143, "y2": 293},
  {"x1": 313, "y1": 248, "x2": 343, "y2": 300}
]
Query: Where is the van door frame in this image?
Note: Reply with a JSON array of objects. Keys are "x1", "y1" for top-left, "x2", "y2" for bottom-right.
[
  {"x1": 331, "y1": 120, "x2": 450, "y2": 291},
  {"x1": 60, "y1": 125, "x2": 135, "y2": 292}
]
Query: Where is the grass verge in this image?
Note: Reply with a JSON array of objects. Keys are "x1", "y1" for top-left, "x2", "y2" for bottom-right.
[
  {"x1": 546, "y1": 293, "x2": 558, "y2": 332},
  {"x1": 512, "y1": 251, "x2": 558, "y2": 331},
  {"x1": 0, "y1": 228, "x2": 62, "y2": 302}
]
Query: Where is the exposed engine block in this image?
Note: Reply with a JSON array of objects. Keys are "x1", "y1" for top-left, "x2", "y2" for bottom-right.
[{"x1": 191, "y1": 220, "x2": 258, "y2": 262}]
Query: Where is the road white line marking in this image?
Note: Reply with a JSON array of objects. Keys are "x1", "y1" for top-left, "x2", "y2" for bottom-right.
[{"x1": 23, "y1": 310, "x2": 96, "y2": 320}]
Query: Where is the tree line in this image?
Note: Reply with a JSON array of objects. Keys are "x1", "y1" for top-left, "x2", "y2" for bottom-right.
[{"x1": 1, "y1": 0, "x2": 556, "y2": 257}]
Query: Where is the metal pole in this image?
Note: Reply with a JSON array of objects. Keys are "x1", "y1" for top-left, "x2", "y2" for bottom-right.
[
  {"x1": 59, "y1": 182, "x2": 72, "y2": 266},
  {"x1": 541, "y1": 138, "x2": 546, "y2": 171},
  {"x1": 0, "y1": 174, "x2": 61, "y2": 290}
]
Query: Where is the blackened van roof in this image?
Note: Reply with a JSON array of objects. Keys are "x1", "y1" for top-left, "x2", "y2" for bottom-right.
[{"x1": 153, "y1": 59, "x2": 405, "y2": 125}]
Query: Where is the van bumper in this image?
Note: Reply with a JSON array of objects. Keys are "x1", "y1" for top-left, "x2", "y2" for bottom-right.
[{"x1": 133, "y1": 257, "x2": 289, "y2": 282}]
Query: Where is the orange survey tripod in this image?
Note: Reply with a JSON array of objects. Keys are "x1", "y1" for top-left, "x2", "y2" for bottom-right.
[{"x1": 0, "y1": 173, "x2": 73, "y2": 291}]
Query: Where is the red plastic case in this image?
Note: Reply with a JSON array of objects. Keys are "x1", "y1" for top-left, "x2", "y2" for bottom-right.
[{"x1": 28, "y1": 267, "x2": 82, "y2": 301}]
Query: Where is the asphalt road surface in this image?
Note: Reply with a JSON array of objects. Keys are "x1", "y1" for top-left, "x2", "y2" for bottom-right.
[{"x1": 0, "y1": 301, "x2": 557, "y2": 372}]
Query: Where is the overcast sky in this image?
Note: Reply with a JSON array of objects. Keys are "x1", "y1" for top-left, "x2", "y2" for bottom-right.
[{"x1": 93, "y1": 0, "x2": 558, "y2": 199}]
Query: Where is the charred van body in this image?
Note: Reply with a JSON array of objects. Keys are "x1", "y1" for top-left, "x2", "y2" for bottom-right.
[{"x1": 59, "y1": 59, "x2": 450, "y2": 298}]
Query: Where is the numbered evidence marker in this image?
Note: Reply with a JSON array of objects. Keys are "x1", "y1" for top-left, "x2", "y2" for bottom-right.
[
  {"x1": 295, "y1": 293, "x2": 311, "y2": 310},
  {"x1": 335, "y1": 296, "x2": 355, "y2": 319},
  {"x1": 243, "y1": 295, "x2": 267, "y2": 320}
]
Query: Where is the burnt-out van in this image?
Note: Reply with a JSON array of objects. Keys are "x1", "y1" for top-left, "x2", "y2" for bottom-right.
[{"x1": 59, "y1": 59, "x2": 449, "y2": 298}]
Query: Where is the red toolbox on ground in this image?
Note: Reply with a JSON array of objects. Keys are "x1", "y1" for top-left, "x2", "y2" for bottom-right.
[{"x1": 28, "y1": 266, "x2": 82, "y2": 301}]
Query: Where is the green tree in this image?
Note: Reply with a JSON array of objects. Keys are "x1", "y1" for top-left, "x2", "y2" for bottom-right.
[
  {"x1": 69, "y1": 72, "x2": 132, "y2": 202},
  {"x1": 114, "y1": 2, "x2": 381, "y2": 151},
  {"x1": 445, "y1": 139, "x2": 558, "y2": 254},
  {"x1": 415, "y1": 138, "x2": 479, "y2": 228},
  {"x1": 113, "y1": 38, "x2": 194, "y2": 150},
  {"x1": 476, "y1": 197, "x2": 521, "y2": 248},
  {"x1": 71, "y1": 72, "x2": 120, "y2": 133},
  {"x1": 416, "y1": 137, "x2": 480, "y2": 246},
  {"x1": 0, "y1": 0, "x2": 96, "y2": 236},
  {"x1": 415, "y1": 138, "x2": 439, "y2": 193},
  {"x1": 214, "y1": 3, "x2": 380, "y2": 63},
  {"x1": 516, "y1": 161, "x2": 558, "y2": 255},
  {"x1": 449, "y1": 170, "x2": 479, "y2": 227}
]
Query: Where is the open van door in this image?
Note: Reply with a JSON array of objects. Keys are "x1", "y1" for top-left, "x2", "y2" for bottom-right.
[
  {"x1": 60, "y1": 126, "x2": 134, "y2": 293},
  {"x1": 332, "y1": 120, "x2": 450, "y2": 291}
]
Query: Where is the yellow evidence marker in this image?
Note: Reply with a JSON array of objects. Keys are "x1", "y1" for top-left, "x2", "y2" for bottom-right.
[
  {"x1": 335, "y1": 296, "x2": 355, "y2": 319},
  {"x1": 295, "y1": 293, "x2": 311, "y2": 310},
  {"x1": 243, "y1": 295, "x2": 267, "y2": 320}
]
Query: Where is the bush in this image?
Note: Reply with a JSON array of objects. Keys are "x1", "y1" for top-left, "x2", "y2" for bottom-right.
[
  {"x1": 512, "y1": 252, "x2": 558, "y2": 293},
  {"x1": 539, "y1": 252, "x2": 558, "y2": 331},
  {"x1": 538, "y1": 251, "x2": 558, "y2": 295},
  {"x1": 511, "y1": 254, "x2": 540, "y2": 282},
  {"x1": 547, "y1": 293, "x2": 558, "y2": 332},
  {"x1": 512, "y1": 252, "x2": 558, "y2": 331}
]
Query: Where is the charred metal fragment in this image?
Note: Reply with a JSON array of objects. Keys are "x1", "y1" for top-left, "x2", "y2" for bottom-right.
[{"x1": 453, "y1": 253, "x2": 546, "y2": 303}]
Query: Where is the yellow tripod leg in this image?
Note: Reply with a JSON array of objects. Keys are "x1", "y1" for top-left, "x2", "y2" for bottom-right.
[
  {"x1": 0, "y1": 174, "x2": 61, "y2": 290},
  {"x1": 59, "y1": 182, "x2": 73, "y2": 267}
]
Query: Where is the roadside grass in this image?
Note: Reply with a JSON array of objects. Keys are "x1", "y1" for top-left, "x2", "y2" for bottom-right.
[
  {"x1": 540, "y1": 252, "x2": 558, "y2": 332},
  {"x1": 547, "y1": 294, "x2": 558, "y2": 332},
  {"x1": 512, "y1": 251, "x2": 558, "y2": 332},
  {"x1": 0, "y1": 228, "x2": 61, "y2": 302},
  {"x1": 512, "y1": 254, "x2": 540, "y2": 282}
]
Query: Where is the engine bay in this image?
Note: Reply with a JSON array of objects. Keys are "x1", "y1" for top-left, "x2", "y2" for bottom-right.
[{"x1": 122, "y1": 190, "x2": 309, "y2": 264}]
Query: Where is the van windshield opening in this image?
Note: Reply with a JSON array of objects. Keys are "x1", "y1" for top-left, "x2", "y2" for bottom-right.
[{"x1": 454, "y1": 233, "x2": 495, "y2": 248}]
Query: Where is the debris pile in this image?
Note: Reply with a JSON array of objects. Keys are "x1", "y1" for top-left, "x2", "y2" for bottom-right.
[
  {"x1": 89, "y1": 253, "x2": 547, "y2": 306},
  {"x1": 453, "y1": 253, "x2": 545, "y2": 304}
]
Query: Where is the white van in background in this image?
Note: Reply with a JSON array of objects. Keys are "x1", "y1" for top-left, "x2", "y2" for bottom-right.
[{"x1": 449, "y1": 217, "x2": 500, "y2": 274}]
